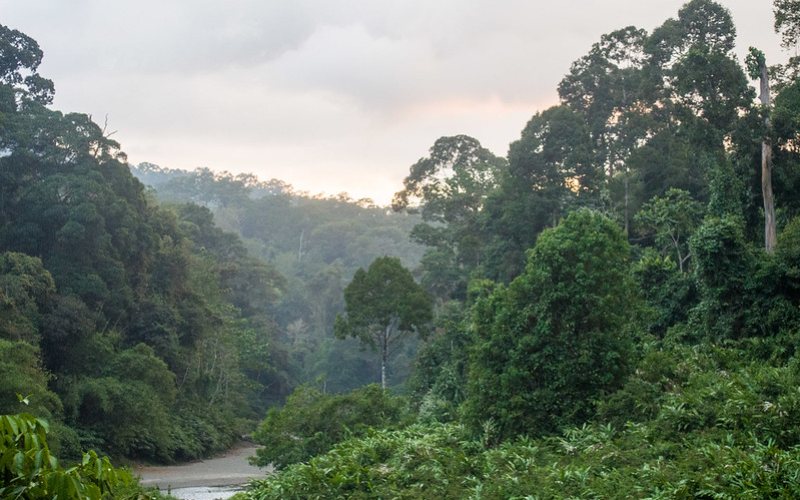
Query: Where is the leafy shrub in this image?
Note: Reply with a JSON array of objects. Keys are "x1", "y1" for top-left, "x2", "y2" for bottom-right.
[
  {"x1": 251, "y1": 384, "x2": 407, "y2": 469},
  {"x1": 633, "y1": 250, "x2": 697, "y2": 337},
  {"x1": 0, "y1": 339, "x2": 62, "y2": 418},
  {"x1": 0, "y1": 412, "x2": 162, "y2": 499},
  {"x1": 689, "y1": 216, "x2": 753, "y2": 340},
  {"x1": 242, "y1": 424, "x2": 481, "y2": 500},
  {"x1": 168, "y1": 404, "x2": 240, "y2": 461},
  {"x1": 242, "y1": 342, "x2": 800, "y2": 499},
  {"x1": 464, "y1": 210, "x2": 637, "y2": 440}
]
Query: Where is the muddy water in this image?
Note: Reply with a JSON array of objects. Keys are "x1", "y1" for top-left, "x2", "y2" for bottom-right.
[
  {"x1": 136, "y1": 444, "x2": 272, "y2": 500},
  {"x1": 167, "y1": 485, "x2": 244, "y2": 500}
]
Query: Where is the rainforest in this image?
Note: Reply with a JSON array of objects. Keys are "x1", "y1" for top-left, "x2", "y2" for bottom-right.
[{"x1": 3, "y1": 1, "x2": 800, "y2": 498}]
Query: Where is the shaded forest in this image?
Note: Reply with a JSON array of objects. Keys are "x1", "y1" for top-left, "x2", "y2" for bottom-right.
[
  {"x1": 130, "y1": 162, "x2": 426, "y2": 392},
  {"x1": 0, "y1": 22, "x2": 289, "y2": 465}
]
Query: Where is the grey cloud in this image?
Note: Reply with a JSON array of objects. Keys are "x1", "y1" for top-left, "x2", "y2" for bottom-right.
[{"x1": 0, "y1": 0, "x2": 787, "y2": 204}]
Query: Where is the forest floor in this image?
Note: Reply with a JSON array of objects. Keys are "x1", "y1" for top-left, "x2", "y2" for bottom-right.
[{"x1": 135, "y1": 442, "x2": 271, "y2": 493}]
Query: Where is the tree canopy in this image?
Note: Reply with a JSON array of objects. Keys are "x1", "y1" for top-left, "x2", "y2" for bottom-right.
[{"x1": 335, "y1": 257, "x2": 432, "y2": 389}]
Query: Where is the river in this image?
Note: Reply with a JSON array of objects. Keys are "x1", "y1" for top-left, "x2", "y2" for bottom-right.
[{"x1": 135, "y1": 443, "x2": 272, "y2": 500}]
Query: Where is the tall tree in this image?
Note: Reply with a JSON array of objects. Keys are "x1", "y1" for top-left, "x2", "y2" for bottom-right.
[
  {"x1": 775, "y1": 0, "x2": 800, "y2": 54},
  {"x1": 465, "y1": 210, "x2": 636, "y2": 440},
  {"x1": 393, "y1": 135, "x2": 506, "y2": 299},
  {"x1": 0, "y1": 23, "x2": 54, "y2": 106},
  {"x1": 335, "y1": 257, "x2": 432, "y2": 389},
  {"x1": 559, "y1": 26, "x2": 650, "y2": 231},
  {"x1": 746, "y1": 48, "x2": 776, "y2": 252},
  {"x1": 481, "y1": 105, "x2": 594, "y2": 281}
]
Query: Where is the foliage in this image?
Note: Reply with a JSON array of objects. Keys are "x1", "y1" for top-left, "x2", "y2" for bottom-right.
[
  {"x1": 408, "y1": 301, "x2": 471, "y2": 422},
  {"x1": 0, "y1": 412, "x2": 162, "y2": 499},
  {"x1": 0, "y1": 340, "x2": 61, "y2": 419},
  {"x1": 6, "y1": 1, "x2": 800, "y2": 495},
  {"x1": 775, "y1": 0, "x2": 800, "y2": 49},
  {"x1": 132, "y1": 163, "x2": 426, "y2": 393},
  {"x1": 632, "y1": 250, "x2": 696, "y2": 337},
  {"x1": 335, "y1": 258, "x2": 432, "y2": 346},
  {"x1": 689, "y1": 216, "x2": 754, "y2": 340},
  {"x1": 241, "y1": 424, "x2": 481, "y2": 500},
  {"x1": 243, "y1": 341, "x2": 800, "y2": 499},
  {"x1": 0, "y1": 253, "x2": 56, "y2": 344},
  {"x1": 335, "y1": 257, "x2": 432, "y2": 388},
  {"x1": 0, "y1": 21, "x2": 289, "y2": 462},
  {"x1": 0, "y1": 24, "x2": 53, "y2": 105},
  {"x1": 634, "y1": 189, "x2": 704, "y2": 272},
  {"x1": 392, "y1": 135, "x2": 507, "y2": 300},
  {"x1": 481, "y1": 105, "x2": 596, "y2": 281},
  {"x1": 233, "y1": 2, "x2": 800, "y2": 497},
  {"x1": 464, "y1": 210, "x2": 637, "y2": 440},
  {"x1": 251, "y1": 384, "x2": 407, "y2": 470}
]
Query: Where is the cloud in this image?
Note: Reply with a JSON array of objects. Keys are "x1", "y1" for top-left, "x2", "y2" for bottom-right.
[{"x1": 0, "y1": 0, "x2": 787, "y2": 204}]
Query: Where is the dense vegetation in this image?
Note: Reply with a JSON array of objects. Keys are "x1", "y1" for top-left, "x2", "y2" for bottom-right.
[
  {"x1": 0, "y1": 22, "x2": 289, "y2": 463},
  {"x1": 0, "y1": 16, "x2": 426, "y2": 479},
  {"x1": 6, "y1": 0, "x2": 800, "y2": 497},
  {"x1": 250, "y1": 384, "x2": 407, "y2": 470},
  {"x1": 131, "y1": 163, "x2": 426, "y2": 392},
  {"x1": 240, "y1": 0, "x2": 800, "y2": 497},
  {"x1": 1, "y1": 411, "x2": 162, "y2": 499}
]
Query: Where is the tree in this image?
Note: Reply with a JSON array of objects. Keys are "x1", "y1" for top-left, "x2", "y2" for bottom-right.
[
  {"x1": 746, "y1": 48, "x2": 777, "y2": 252},
  {"x1": 465, "y1": 210, "x2": 636, "y2": 440},
  {"x1": 0, "y1": 23, "x2": 54, "y2": 106},
  {"x1": 775, "y1": 0, "x2": 800, "y2": 53},
  {"x1": 635, "y1": 189, "x2": 705, "y2": 272},
  {"x1": 392, "y1": 135, "x2": 506, "y2": 300},
  {"x1": 480, "y1": 105, "x2": 596, "y2": 282},
  {"x1": 689, "y1": 216, "x2": 753, "y2": 340},
  {"x1": 559, "y1": 26, "x2": 651, "y2": 231},
  {"x1": 335, "y1": 257, "x2": 432, "y2": 389},
  {"x1": 0, "y1": 252, "x2": 55, "y2": 343}
]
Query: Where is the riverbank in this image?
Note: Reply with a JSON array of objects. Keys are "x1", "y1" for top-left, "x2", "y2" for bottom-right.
[{"x1": 136, "y1": 442, "x2": 271, "y2": 494}]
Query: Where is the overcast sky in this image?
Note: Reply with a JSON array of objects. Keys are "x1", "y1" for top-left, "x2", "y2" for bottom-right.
[{"x1": 0, "y1": 1, "x2": 787, "y2": 204}]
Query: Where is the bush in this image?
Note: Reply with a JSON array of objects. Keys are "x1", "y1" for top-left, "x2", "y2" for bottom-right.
[
  {"x1": 633, "y1": 250, "x2": 697, "y2": 337},
  {"x1": 464, "y1": 210, "x2": 638, "y2": 440},
  {"x1": 242, "y1": 424, "x2": 481, "y2": 500},
  {"x1": 0, "y1": 339, "x2": 63, "y2": 419},
  {"x1": 0, "y1": 412, "x2": 162, "y2": 499},
  {"x1": 251, "y1": 384, "x2": 407, "y2": 469},
  {"x1": 689, "y1": 216, "x2": 753, "y2": 340},
  {"x1": 242, "y1": 343, "x2": 800, "y2": 499}
]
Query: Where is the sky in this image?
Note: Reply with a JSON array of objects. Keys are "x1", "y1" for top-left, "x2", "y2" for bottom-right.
[{"x1": 0, "y1": 1, "x2": 787, "y2": 204}]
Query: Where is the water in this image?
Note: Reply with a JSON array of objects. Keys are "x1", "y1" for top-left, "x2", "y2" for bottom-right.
[
  {"x1": 167, "y1": 485, "x2": 244, "y2": 500},
  {"x1": 136, "y1": 444, "x2": 269, "y2": 499}
]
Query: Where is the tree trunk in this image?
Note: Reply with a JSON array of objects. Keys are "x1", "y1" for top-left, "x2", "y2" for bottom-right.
[
  {"x1": 764, "y1": 142, "x2": 776, "y2": 252},
  {"x1": 624, "y1": 166, "x2": 630, "y2": 235},
  {"x1": 298, "y1": 228, "x2": 305, "y2": 261},
  {"x1": 674, "y1": 239, "x2": 683, "y2": 273},
  {"x1": 379, "y1": 316, "x2": 400, "y2": 390},
  {"x1": 380, "y1": 325, "x2": 389, "y2": 390},
  {"x1": 759, "y1": 61, "x2": 776, "y2": 253}
]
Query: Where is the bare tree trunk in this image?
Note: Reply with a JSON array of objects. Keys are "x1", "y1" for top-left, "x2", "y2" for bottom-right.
[
  {"x1": 624, "y1": 167, "x2": 630, "y2": 235},
  {"x1": 381, "y1": 326, "x2": 388, "y2": 390},
  {"x1": 673, "y1": 236, "x2": 684, "y2": 273},
  {"x1": 298, "y1": 228, "x2": 305, "y2": 261},
  {"x1": 759, "y1": 61, "x2": 776, "y2": 253},
  {"x1": 380, "y1": 316, "x2": 400, "y2": 390},
  {"x1": 764, "y1": 142, "x2": 776, "y2": 252}
]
